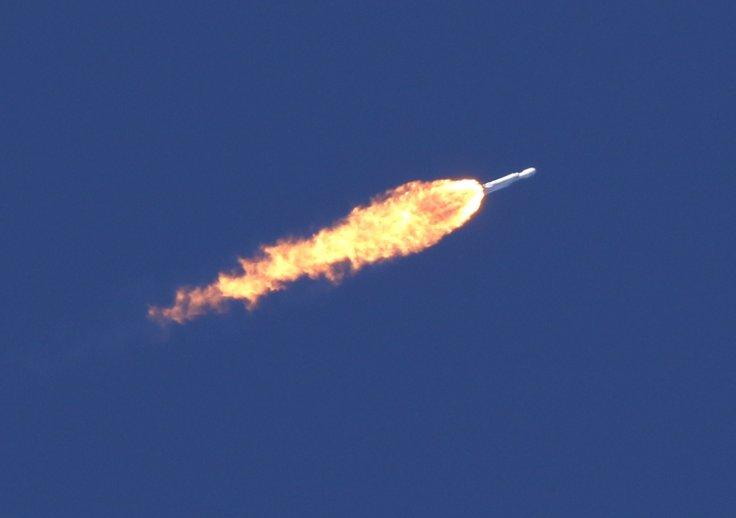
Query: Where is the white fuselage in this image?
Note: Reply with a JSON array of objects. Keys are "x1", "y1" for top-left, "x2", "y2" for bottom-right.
[{"x1": 483, "y1": 167, "x2": 536, "y2": 194}]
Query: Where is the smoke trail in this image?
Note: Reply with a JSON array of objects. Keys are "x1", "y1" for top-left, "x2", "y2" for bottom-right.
[{"x1": 149, "y1": 178, "x2": 485, "y2": 323}]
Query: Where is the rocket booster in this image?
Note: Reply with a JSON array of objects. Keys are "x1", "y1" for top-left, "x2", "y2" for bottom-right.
[{"x1": 483, "y1": 167, "x2": 536, "y2": 194}]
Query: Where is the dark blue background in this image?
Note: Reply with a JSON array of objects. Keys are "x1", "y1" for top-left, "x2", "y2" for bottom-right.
[{"x1": 2, "y1": 2, "x2": 735, "y2": 516}]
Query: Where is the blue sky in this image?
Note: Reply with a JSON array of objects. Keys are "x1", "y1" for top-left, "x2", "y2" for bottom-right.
[{"x1": 2, "y1": 2, "x2": 735, "y2": 516}]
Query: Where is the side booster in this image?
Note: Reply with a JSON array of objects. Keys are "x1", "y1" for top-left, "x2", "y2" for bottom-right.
[{"x1": 483, "y1": 167, "x2": 537, "y2": 194}]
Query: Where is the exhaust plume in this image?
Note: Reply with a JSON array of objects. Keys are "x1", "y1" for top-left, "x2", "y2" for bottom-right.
[{"x1": 149, "y1": 178, "x2": 484, "y2": 323}]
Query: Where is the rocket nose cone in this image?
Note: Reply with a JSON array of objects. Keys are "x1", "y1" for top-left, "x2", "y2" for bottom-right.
[{"x1": 519, "y1": 167, "x2": 536, "y2": 178}]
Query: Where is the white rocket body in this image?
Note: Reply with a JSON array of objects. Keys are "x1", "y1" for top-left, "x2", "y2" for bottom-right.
[{"x1": 483, "y1": 167, "x2": 536, "y2": 194}]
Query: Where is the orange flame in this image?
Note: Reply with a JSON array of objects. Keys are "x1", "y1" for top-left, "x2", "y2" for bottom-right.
[{"x1": 149, "y1": 178, "x2": 485, "y2": 323}]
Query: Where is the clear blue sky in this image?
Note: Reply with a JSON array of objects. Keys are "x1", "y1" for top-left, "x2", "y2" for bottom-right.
[{"x1": 2, "y1": 2, "x2": 735, "y2": 516}]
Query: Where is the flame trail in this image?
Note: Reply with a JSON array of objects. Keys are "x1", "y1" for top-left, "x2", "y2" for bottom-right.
[{"x1": 150, "y1": 178, "x2": 485, "y2": 323}]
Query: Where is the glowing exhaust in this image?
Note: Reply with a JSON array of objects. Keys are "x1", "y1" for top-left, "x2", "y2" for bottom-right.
[{"x1": 149, "y1": 178, "x2": 485, "y2": 324}]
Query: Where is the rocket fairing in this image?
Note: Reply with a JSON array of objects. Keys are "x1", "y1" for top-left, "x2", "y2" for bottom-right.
[{"x1": 483, "y1": 167, "x2": 536, "y2": 194}]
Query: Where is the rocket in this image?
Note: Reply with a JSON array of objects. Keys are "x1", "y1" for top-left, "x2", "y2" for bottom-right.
[{"x1": 483, "y1": 167, "x2": 536, "y2": 194}]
